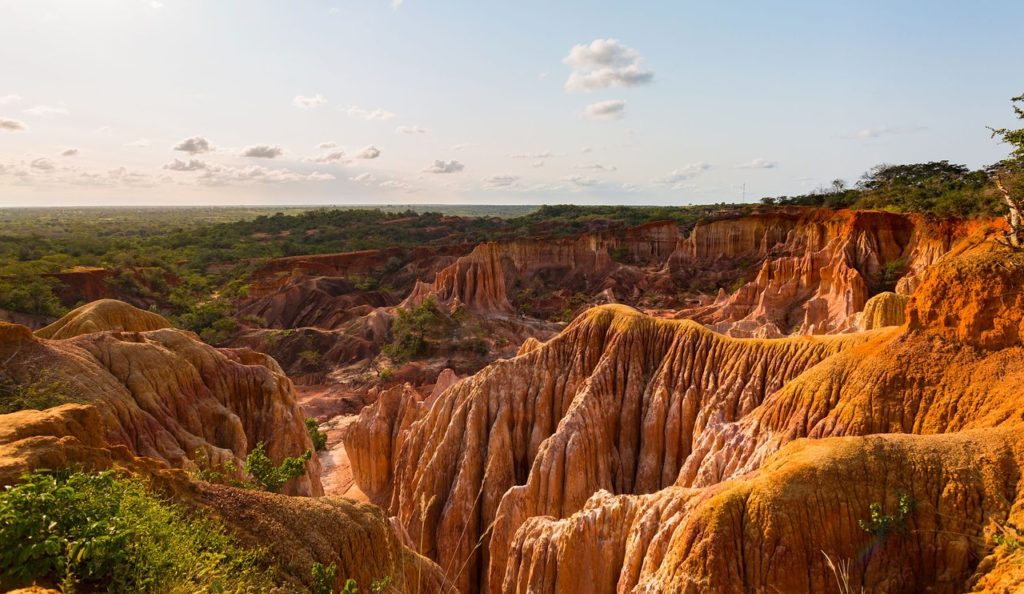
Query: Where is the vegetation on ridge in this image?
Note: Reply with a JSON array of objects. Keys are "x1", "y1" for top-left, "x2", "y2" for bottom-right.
[{"x1": 0, "y1": 470, "x2": 273, "y2": 593}]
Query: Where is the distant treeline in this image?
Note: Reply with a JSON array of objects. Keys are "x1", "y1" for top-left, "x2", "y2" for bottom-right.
[{"x1": 760, "y1": 160, "x2": 1007, "y2": 218}]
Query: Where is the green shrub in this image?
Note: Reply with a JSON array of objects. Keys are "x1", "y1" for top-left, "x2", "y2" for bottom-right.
[
  {"x1": 299, "y1": 349, "x2": 322, "y2": 364},
  {"x1": 0, "y1": 470, "x2": 272, "y2": 592},
  {"x1": 859, "y1": 492, "x2": 915, "y2": 539},
  {"x1": 244, "y1": 441, "x2": 311, "y2": 492},
  {"x1": 341, "y1": 578, "x2": 359, "y2": 594},
  {"x1": 382, "y1": 297, "x2": 448, "y2": 362},
  {"x1": 0, "y1": 373, "x2": 77, "y2": 414},
  {"x1": 306, "y1": 418, "x2": 328, "y2": 451},
  {"x1": 311, "y1": 561, "x2": 337, "y2": 594},
  {"x1": 993, "y1": 520, "x2": 1024, "y2": 552}
]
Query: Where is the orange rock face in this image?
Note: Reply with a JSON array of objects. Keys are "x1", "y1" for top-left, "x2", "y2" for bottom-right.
[
  {"x1": 402, "y1": 222, "x2": 680, "y2": 314},
  {"x1": 3, "y1": 301, "x2": 321, "y2": 496},
  {"x1": 675, "y1": 209, "x2": 997, "y2": 337},
  {"x1": 347, "y1": 243, "x2": 1024, "y2": 593}
]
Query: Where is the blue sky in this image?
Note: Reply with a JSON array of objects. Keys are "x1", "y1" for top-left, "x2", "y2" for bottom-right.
[{"x1": 0, "y1": 0, "x2": 1021, "y2": 206}]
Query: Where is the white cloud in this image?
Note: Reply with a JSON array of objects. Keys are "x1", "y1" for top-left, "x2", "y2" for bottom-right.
[
  {"x1": 532, "y1": 160, "x2": 545, "y2": 168},
  {"x1": 106, "y1": 167, "x2": 157, "y2": 187},
  {"x1": 656, "y1": 162, "x2": 711, "y2": 187},
  {"x1": 737, "y1": 158, "x2": 778, "y2": 169},
  {"x1": 311, "y1": 150, "x2": 348, "y2": 164},
  {"x1": 0, "y1": 95, "x2": 21, "y2": 105},
  {"x1": 846, "y1": 125, "x2": 925, "y2": 139},
  {"x1": 356, "y1": 145, "x2": 381, "y2": 159},
  {"x1": 318, "y1": 141, "x2": 338, "y2": 149},
  {"x1": 564, "y1": 175, "x2": 600, "y2": 187},
  {"x1": 509, "y1": 151, "x2": 551, "y2": 159},
  {"x1": 23, "y1": 105, "x2": 69, "y2": 117},
  {"x1": 149, "y1": 1, "x2": 164, "y2": 9},
  {"x1": 30, "y1": 158, "x2": 56, "y2": 172},
  {"x1": 563, "y1": 39, "x2": 654, "y2": 92},
  {"x1": 124, "y1": 139, "x2": 151, "y2": 148},
  {"x1": 451, "y1": 143, "x2": 475, "y2": 151},
  {"x1": 483, "y1": 175, "x2": 519, "y2": 188},
  {"x1": 240, "y1": 145, "x2": 284, "y2": 159},
  {"x1": 346, "y1": 105, "x2": 396, "y2": 121},
  {"x1": 380, "y1": 180, "x2": 412, "y2": 190},
  {"x1": 396, "y1": 125, "x2": 428, "y2": 135},
  {"x1": 173, "y1": 136, "x2": 212, "y2": 154},
  {"x1": 349, "y1": 172, "x2": 375, "y2": 182},
  {"x1": 583, "y1": 99, "x2": 626, "y2": 121},
  {"x1": 163, "y1": 158, "x2": 208, "y2": 171},
  {"x1": 0, "y1": 118, "x2": 26, "y2": 132},
  {"x1": 293, "y1": 94, "x2": 327, "y2": 109},
  {"x1": 423, "y1": 159, "x2": 464, "y2": 174},
  {"x1": 60, "y1": 148, "x2": 79, "y2": 157},
  {"x1": 197, "y1": 165, "x2": 334, "y2": 185},
  {"x1": 576, "y1": 163, "x2": 617, "y2": 172}
]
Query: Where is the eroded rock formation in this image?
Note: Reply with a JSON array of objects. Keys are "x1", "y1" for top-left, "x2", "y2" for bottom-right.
[
  {"x1": 2, "y1": 301, "x2": 321, "y2": 496},
  {"x1": 347, "y1": 242, "x2": 1024, "y2": 593}
]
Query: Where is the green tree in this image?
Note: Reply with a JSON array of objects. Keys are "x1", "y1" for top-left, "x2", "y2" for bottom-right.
[
  {"x1": 989, "y1": 93, "x2": 1024, "y2": 247},
  {"x1": 382, "y1": 297, "x2": 448, "y2": 362}
]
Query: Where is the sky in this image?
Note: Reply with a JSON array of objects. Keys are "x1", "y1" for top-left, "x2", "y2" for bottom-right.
[{"x1": 0, "y1": 0, "x2": 1022, "y2": 207}]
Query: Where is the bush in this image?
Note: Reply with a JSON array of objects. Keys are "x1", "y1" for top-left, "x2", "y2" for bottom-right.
[
  {"x1": 382, "y1": 297, "x2": 448, "y2": 362},
  {"x1": 0, "y1": 373, "x2": 77, "y2": 414},
  {"x1": 0, "y1": 470, "x2": 272, "y2": 592},
  {"x1": 859, "y1": 492, "x2": 915, "y2": 539},
  {"x1": 306, "y1": 418, "x2": 328, "y2": 451},
  {"x1": 311, "y1": 561, "x2": 337, "y2": 594},
  {"x1": 244, "y1": 441, "x2": 311, "y2": 492}
]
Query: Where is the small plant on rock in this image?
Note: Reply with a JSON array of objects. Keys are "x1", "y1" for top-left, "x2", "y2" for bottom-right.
[
  {"x1": 859, "y1": 492, "x2": 915, "y2": 539},
  {"x1": 306, "y1": 418, "x2": 328, "y2": 451},
  {"x1": 244, "y1": 441, "x2": 311, "y2": 492},
  {"x1": 311, "y1": 562, "x2": 337, "y2": 594}
]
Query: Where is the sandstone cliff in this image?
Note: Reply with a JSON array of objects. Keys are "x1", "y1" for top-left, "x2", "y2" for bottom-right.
[
  {"x1": 347, "y1": 243, "x2": 1024, "y2": 593},
  {"x1": 402, "y1": 221, "x2": 680, "y2": 314}
]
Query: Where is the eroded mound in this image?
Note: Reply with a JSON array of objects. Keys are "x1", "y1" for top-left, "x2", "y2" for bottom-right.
[
  {"x1": 3, "y1": 311, "x2": 321, "y2": 496},
  {"x1": 35, "y1": 298, "x2": 172, "y2": 339}
]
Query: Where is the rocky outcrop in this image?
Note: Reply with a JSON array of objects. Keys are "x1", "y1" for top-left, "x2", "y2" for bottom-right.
[
  {"x1": 349, "y1": 244, "x2": 1024, "y2": 593},
  {"x1": 502, "y1": 429, "x2": 1023, "y2": 593},
  {"x1": 2, "y1": 305, "x2": 321, "y2": 496},
  {"x1": 35, "y1": 298, "x2": 171, "y2": 339},
  {"x1": 190, "y1": 482, "x2": 454, "y2": 593},
  {"x1": 858, "y1": 291, "x2": 909, "y2": 330},
  {"x1": 676, "y1": 209, "x2": 999, "y2": 337},
  {"x1": 347, "y1": 304, "x2": 868, "y2": 592}
]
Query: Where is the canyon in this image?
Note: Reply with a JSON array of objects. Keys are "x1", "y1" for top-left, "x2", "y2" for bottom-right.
[{"x1": 2, "y1": 206, "x2": 1022, "y2": 593}]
